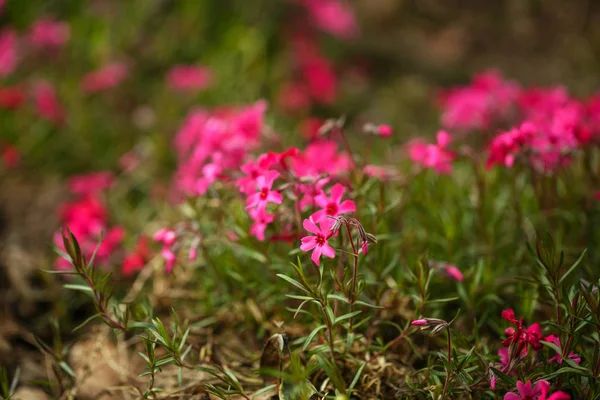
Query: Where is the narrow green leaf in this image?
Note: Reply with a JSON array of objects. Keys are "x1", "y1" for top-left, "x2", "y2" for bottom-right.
[
  {"x1": 63, "y1": 284, "x2": 93, "y2": 293},
  {"x1": 559, "y1": 249, "x2": 587, "y2": 284},
  {"x1": 251, "y1": 384, "x2": 277, "y2": 399},
  {"x1": 72, "y1": 313, "x2": 102, "y2": 333},
  {"x1": 348, "y1": 362, "x2": 366, "y2": 391},
  {"x1": 302, "y1": 325, "x2": 327, "y2": 351}
]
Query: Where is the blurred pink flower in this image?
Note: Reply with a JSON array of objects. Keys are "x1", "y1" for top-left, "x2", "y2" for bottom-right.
[
  {"x1": 298, "y1": 0, "x2": 358, "y2": 39},
  {"x1": 438, "y1": 70, "x2": 520, "y2": 131},
  {"x1": 0, "y1": 85, "x2": 26, "y2": 109},
  {"x1": 444, "y1": 265, "x2": 463, "y2": 282},
  {"x1": 68, "y1": 171, "x2": 115, "y2": 195},
  {"x1": 166, "y1": 65, "x2": 212, "y2": 92},
  {"x1": 1, "y1": 144, "x2": 19, "y2": 169},
  {"x1": 122, "y1": 236, "x2": 150, "y2": 277},
  {"x1": 377, "y1": 124, "x2": 393, "y2": 137},
  {"x1": 33, "y1": 81, "x2": 64, "y2": 125},
  {"x1": 408, "y1": 131, "x2": 455, "y2": 174},
  {"x1": 153, "y1": 228, "x2": 178, "y2": 274},
  {"x1": 249, "y1": 208, "x2": 275, "y2": 241},
  {"x1": 0, "y1": 29, "x2": 18, "y2": 77},
  {"x1": 54, "y1": 196, "x2": 123, "y2": 270},
  {"x1": 81, "y1": 62, "x2": 128, "y2": 93},
  {"x1": 27, "y1": 18, "x2": 70, "y2": 49},
  {"x1": 277, "y1": 81, "x2": 310, "y2": 114},
  {"x1": 411, "y1": 319, "x2": 428, "y2": 326}
]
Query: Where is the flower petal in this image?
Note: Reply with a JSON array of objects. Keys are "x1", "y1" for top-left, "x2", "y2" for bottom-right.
[
  {"x1": 330, "y1": 183, "x2": 345, "y2": 204},
  {"x1": 300, "y1": 236, "x2": 318, "y2": 251},
  {"x1": 337, "y1": 199, "x2": 356, "y2": 214},
  {"x1": 302, "y1": 218, "x2": 320, "y2": 235}
]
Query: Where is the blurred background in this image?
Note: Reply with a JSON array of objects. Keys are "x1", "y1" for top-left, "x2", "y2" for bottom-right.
[{"x1": 1, "y1": 0, "x2": 600, "y2": 376}]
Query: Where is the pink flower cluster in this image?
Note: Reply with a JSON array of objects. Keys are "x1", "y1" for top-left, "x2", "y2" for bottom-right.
[
  {"x1": 53, "y1": 172, "x2": 123, "y2": 270},
  {"x1": 495, "y1": 309, "x2": 580, "y2": 382},
  {"x1": 173, "y1": 100, "x2": 267, "y2": 197},
  {"x1": 408, "y1": 130, "x2": 455, "y2": 174},
  {"x1": 437, "y1": 70, "x2": 600, "y2": 173},
  {"x1": 504, "y1": 380, "x2": 569, "y2": 400},
  {"x1": 438, "y1": 70, "x2": 519, "y2": 132}
]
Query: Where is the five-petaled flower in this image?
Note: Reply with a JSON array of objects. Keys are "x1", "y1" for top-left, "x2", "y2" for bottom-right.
[
  {"x1": 245, "y1": 170, "x2": 283, "y2": 212},
  {"x1": 300, "y1": 217, "x2": 336, "y2": 266},
  {"x1": 311, "y1": 183, "x2": 356, "y2": 222}
]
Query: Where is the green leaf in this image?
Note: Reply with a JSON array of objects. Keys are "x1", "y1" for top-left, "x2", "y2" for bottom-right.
[
  {"x1": 59, "y1": 361, "x2": 76, "y2": 378},
  {"x1": 251, "y1": 384, "x2": 277, "y2": 399},
  {"x1": 303, "y1": 325, "x2": 327, "y2": 351},
  {"x1": 559, "y1": 249, "x2": 587, "y2": 284},
  {"x1": 354, "y1": 300, "x2": 384, "y2": 309},
  {"x1": 276, "y1": 274, "x2": 311, "y2": 294},
  {"x1": 333, "y1": 310, "x2": 362, "y2": 325},
  {"x1": 63, "y1": 284, "x2": 93, "y2": 293},
  {"x1": 327, "y1": 294, "x2": 350, "y2": 304},
  {"x1": 72, "y1": 313, "x2": 102, "y2": 333},
  {"x1": 348, "y1": 362, "x2": 366, "y2": 392}
]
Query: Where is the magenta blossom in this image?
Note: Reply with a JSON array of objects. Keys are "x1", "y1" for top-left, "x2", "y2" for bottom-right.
[
  {"x1": 245, "y1": 170, "x2": 283, "y2": 212},
  {"x1": 544, "y1": 334, "x2": 581, "y2": 365},
  {"x1": 504, "y1": 380, "x2": 569, "y2": 400},
  {"x1": 249, "y1": 208, "x2": 275, "y2": 242},
  {"x1": 408, "y1": 131, "x2": 455, "y2": 174},
  {"x1": 68, "y1": 171, "x2": 114, "y2": 196},
  {"x1": 300, "y1": 217, "x2": 336, "y2": 266},
  {"x1": 81, "y1": 62, "x2": 128, "y2": 93},
  {"x1": 0, "y1": 29, "x2": 17, "y2": 77},
  {"x1": 33, "y1": 81, "x2": 64, "y2": 125},
  {"x1": 166, "y1": 65, "x2": 212, "y2": 92},
  {"x1": 28, "y1": 18, "x2": 70, "y2": 49},
  {"x1": 311, "y1": 183, "x2": 356, "y2": 222}
]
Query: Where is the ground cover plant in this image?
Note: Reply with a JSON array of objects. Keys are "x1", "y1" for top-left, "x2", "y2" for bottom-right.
[{"x1": 2, "y1": 1, "x2": 600, "y2": 399}]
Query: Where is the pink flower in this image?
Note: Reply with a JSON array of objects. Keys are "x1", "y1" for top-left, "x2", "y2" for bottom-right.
[
  {"x1": 53, "y1": 195, "x2": 122, "y2": 270},
  {"x1": 504, "y1": 380, "x2": 569, "y2": 400},
  {"x1": 408, "y1": 131, "x2": 455, "y2": 174},
  {"x1": 377, "y1": 124, "x2": 393, "y2": 137},
  {"x1": 1, "y1": 144, "x2": 19, "y2": 168},
  {"x1": 68, "y1": 171, "x2": 115, "y2": 195},
  {"x1": 245, "y1": 170, "x2": 283, "y2": 212},
  {"x1": 153, "y1": 228, "x2": 178, "y2": 273},
  {"x1": 277, "y1": 81, "x2": 310, "y2": 114},
  {"x1": 122, "y1": 236, "x2": 150, "y2": 277},
  {"x1": 0, "y1": 29, "x2": 17, "y2": 77},
  {"x1": 311, "y1": 183, "x2": 356, "y2": 222},
  {"x1": 501, "y1": 308, "x2": 542, "y2": 351},
  {"x1": 81, "y1": 62, "x2": 128, "y2": 93},
  {"x1": 439, "y1": 70, "x2": 520, "y2": 131},
  {"x1": 33, "y1": 81, "x2": 64, "y2": 125},
  {"x1": 249, "y1": 208, "x2": 275, "y2": 241},
  {"x1": 0, "y1": 86, "x2": 26, "y2": 109},
  {"x1": 444, "y1": 265, "x2": 463, "y2": 282},
  {"x1": 411, "y1": 319, "x2": 428, "y2": 326},
  {"x1": 298, "y1": 0, "x2": 358, "y2": 39},
  {"x1": 300, "y1": 217, "x2": 336, "y2": 266},
  {"x1": 544, "y1": 334, "x2": 581, "y2": 365},
  {"x1": 27, "y1": 18, "x2": 70, "y2": 49},
  {"x1": 166, "y1": 65, "x2": 212, "y2": 92}
]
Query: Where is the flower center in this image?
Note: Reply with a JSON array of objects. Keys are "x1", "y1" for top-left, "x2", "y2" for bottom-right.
[
  {"x1": 260, "y1": 187, "x2": 269, "y2": 199},
  {"x1": 325, "y1": 203, "x2": 338, "y2": 216},
  {"x1": 316, "y1": 234, "x2": 325, "y2": 246}
]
